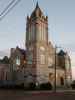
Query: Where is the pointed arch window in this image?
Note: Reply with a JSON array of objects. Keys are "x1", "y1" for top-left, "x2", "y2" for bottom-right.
[
  {"x1": 16, "y1": 56, "x2": 20, "y2": 66},
  {"x1": 40, "y1": 54, "x2": 45, "y2": 64}
]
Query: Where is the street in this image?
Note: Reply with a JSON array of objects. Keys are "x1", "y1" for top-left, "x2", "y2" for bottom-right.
[{"x1": 0, "y1": 90, "x2": 75, "y2": 100}]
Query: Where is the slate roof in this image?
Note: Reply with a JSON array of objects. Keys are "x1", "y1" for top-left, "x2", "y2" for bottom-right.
[{"x1": 58, "y1": 50, "x2": 66, "y2": 56}]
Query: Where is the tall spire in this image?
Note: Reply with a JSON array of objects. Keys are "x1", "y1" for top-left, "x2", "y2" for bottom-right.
[
  {"x1": 31, "y1": 1, "x2": 45, "y2": 18},
  {"x1": 36, "y1": 1, "x2": 39, "y2": 8}
]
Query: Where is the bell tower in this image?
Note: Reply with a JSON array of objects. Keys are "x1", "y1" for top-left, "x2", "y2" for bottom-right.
[
  {"x1": 26, "y1": 2, "x2": 48, "y2": 49},
  {"x1": 25, "y1": 2, "x2": 49, "y2": 83}
]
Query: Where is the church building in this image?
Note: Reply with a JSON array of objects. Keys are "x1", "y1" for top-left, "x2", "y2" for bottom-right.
[{"x1": 10, "y1": 2, "x2": 72, "y2": 88}]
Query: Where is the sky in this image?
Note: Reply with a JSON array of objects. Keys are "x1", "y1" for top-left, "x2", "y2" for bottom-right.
[{"x1": 0, "y1": 0, "x2": 75, "y2": 79}]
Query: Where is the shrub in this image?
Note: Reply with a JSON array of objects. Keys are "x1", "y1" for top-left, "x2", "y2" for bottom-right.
[
  {"x1": 71, "y1": 81, "x2": 75, "y2": 89},
  {"x1": 40, "y1": 82, "x2": 52, "y2": 90},
  {"x1": 28, "y1": 82, "x2": 36, "y2": 90}
]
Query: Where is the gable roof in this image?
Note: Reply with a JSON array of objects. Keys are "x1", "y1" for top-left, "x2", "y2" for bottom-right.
[
  {"x1": 58, "y1": 50, "x2": 66, "y2": 56},
  {"x1": 16, "y1": 46, "x2": 26, "y2": 56},
  {"x1": 31, "y1": 2, "x2": 44, "y2": 18}
]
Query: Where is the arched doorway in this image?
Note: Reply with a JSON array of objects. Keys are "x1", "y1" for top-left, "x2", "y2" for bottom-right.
[{"x1": 60, "y1": 77, "x2": 64, "y2": 85}]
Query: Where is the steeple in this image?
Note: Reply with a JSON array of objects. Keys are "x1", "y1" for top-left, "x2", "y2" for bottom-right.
[
  {"x1": 36, "y1": 1, "x2": 39, "y2": 8},
  {"x1": 30, "y1": 2, "x2": 44, "y2": 18}
]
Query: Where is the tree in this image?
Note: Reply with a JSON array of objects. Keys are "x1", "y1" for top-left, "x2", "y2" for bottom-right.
[{"x1": 1, "y1": 56, "x2": 9, "y2": 64}]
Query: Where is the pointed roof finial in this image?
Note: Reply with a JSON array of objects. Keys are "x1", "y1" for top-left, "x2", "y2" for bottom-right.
[{"x1": 36, "y1": 1, "x2": 39, "y2": 8}]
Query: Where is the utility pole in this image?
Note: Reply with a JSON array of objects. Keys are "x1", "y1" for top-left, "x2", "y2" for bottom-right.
[{"x1": 54, "y1": 45, "x2": 57, "y2": 92}]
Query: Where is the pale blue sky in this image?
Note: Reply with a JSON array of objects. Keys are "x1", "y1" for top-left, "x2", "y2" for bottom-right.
[
  {"x1": 0, "y1": 0, "x2": 75, "y2": 50},
  {"x1": 0, "y1": 0, "x2": 75, "y2": 78}
]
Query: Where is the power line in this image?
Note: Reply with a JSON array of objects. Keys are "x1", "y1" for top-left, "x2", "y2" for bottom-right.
[
  {"x1": 0, "y1": 0, "x2": 22, "y2": 21},
  {"x1": 32, "y1": 0, "x2": 35, "y2": 5},
  {"x1": 0, "y1": 0, "x2": 16, "y2": 16},
  {"x1": 0, "y1": 0, "x2": 37, "y2": 21},
  {"x1": 32, "y1": 0, "x2": 38, "y2": 7}
]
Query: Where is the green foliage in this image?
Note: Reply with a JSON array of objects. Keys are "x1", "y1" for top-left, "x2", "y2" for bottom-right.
[
  {"x1": 0, "y1": 56, "x2": 10, "y2": 64},
  {"x1": 71, "y1": 80, "x2": 75, "y2": 89},
  {"x1": 39, "y1": 82, "x2": 52, "y2": 90},
  {"x1": 28, "y1": 82, "x2": 36, "y2": 90}
]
